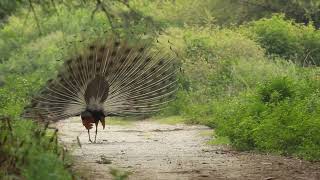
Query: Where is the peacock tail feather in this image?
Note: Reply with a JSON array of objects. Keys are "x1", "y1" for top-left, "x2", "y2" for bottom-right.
[{"x1": 22, "y1": 37, "x2": 178, "y2": 122}]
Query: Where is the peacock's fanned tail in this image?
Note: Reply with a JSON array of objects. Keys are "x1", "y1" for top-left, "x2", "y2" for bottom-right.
[{"x1": 23, "y1": 38, "x2": 178, "y2": 121}]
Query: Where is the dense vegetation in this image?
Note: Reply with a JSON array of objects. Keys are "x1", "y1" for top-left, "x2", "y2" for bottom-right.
[{"x1": 1, "y1": 0, "x2": 320, "y2": 178}]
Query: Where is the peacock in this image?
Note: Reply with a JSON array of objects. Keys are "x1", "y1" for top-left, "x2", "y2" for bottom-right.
[{"x1": 22, "y1": 37, "x2": 178, "y2": 142}]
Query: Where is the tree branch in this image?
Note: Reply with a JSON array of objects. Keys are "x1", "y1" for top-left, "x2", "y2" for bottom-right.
[
  {"x1": 28, "y1": 0, "x2": 42, "y2": 35},
  {"x1": 91, "y1": 0, "x2": 118, "y2": 36}
]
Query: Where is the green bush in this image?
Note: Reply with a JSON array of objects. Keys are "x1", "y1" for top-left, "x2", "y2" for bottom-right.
[
  {"x1": 244, "y1": 14, "x2": 320, "y2": 65},
  {"x1": 215, "y1": 76, "x2": 320, "y2": 160},
  {"x1": 0, "y1": 5, "x2": 110, "y2": 64},
  {"x1": 0, "y1": 75, "x2": 43, "y2": 117},
  {"x1": 159, "y1": 26, "x2": 265, "y2": 95},
  {"x1": 0, "y1": 119, "x2": 73, "y2": 180},
  {"x1": 245, "y1": 15, "x2": 303, "y2": 59},
  {"x1": 158, "y1": 26, "x2": 266, "y2": 121},
  {"x1": 131, "y1": 0, "x2": 217, "y2": 27},
  {"x1": 258, "y1": 77, "x2": 294, "y2": 104}
]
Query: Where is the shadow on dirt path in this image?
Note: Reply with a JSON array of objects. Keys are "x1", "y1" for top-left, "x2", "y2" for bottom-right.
[{"x1": 56, "y1": 117, "x2": 320, "y2": 180}]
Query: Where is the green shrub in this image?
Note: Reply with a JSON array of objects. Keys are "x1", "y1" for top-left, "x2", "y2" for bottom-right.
[
  {"x1": 0, "y1": 74, "x2": 43, "y2": 117},
  {"x1": 159, "y1": 26, "x2": 265, "y2": 97},
  {"x1": 0, "y1": 119, "x2": 73, "y2": 180},
  {"x1": 0, "y1": 5, "x2": 110, "y2": 64},
  {"x1": 243, "y1": 14, "x2": 320, "y2": 65},
  {"x1": 215, "y1": 76, "x2": 320, "y2": 160},
  {"x1": 131, "y1": 0, "x2": 217, "y2": 27},
  {"x1": 258, "y1": 77, "x2": 294, "y2": 104},
  {"x1": 182, "y1": 27, "x2": 265, "y2": 61},
  {"x1": 245, "y1": 15, "x2": 303, "y2": 59}
]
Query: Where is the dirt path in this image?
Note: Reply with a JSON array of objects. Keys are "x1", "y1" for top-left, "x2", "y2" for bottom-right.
[{"x1": 56, "y1": 117, "x2": 320, "y2": 180}]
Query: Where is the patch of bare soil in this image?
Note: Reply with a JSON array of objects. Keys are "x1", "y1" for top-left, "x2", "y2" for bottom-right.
[{"x1": 56, "y1": 118, "x2": 320, "y2": 180}]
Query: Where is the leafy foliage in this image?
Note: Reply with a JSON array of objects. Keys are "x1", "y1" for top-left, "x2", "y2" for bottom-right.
[
  {"x1": 243, "y1": 15, "x2": 320, "y2": 65},
  {"x1": 203, "y1": 0, "x2": 320, "y2": 27},
  {"x1": 155, "y1": 12, "x2": 320, "y2": 161},
  {"x1": 0, "y1": 118, "x2": 73, "y2": 179},
  {"x1": 214, "y1": 76, "x2": 320, "y2": 160}
]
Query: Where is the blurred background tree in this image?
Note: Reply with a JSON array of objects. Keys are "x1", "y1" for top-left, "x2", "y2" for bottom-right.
[{"x1": 199, "y1": 0, "x2": 320, "y2": 27}]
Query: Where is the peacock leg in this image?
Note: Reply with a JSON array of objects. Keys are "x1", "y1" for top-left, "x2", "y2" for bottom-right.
[
  {"x1": 94, "y1": 123, "x2": 98, "y2": 143},
  {"x1": 87, "y1": 129, "x2": 92, "y2": 142}
]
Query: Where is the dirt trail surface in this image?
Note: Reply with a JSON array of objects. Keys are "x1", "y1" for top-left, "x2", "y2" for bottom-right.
[{"x1": 56, "y1": 118, "x2": 320, "y2": 180}]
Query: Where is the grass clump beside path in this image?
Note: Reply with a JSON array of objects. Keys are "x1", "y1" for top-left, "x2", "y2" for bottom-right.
[{"x1": 0, "y1": 117, "x2": 74, "y2": 180}]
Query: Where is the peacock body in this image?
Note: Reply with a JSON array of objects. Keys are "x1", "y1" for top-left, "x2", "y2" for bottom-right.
[{"x1": 23, "y1": 38, "x2": 178, "y2": 142}]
